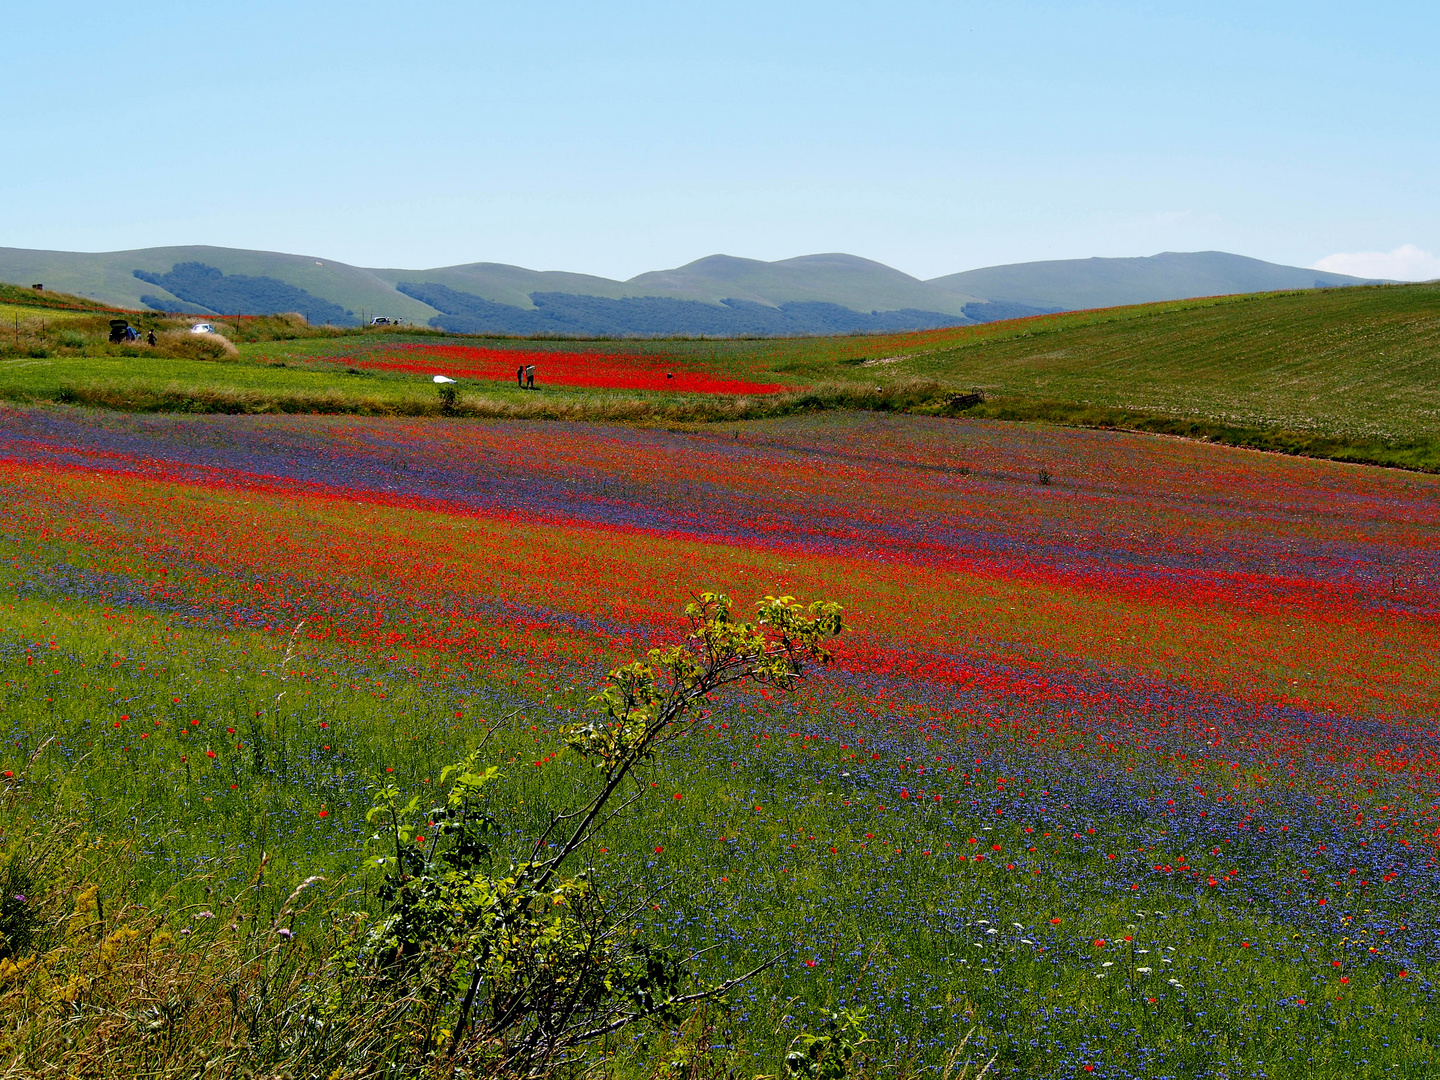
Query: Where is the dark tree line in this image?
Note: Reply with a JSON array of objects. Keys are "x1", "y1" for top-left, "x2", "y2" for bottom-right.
[
  {"x1": 135, "y1": 263, "x2": 357, "y2": 325},
  {"x1": 398, "y1": 280, "x2": 982, "y2": 337}
]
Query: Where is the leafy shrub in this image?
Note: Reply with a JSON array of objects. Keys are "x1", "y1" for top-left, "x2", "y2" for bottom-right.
[
  {"x1": 0, "y1": 593, "x2": 843, "y2": 1077},
  {"x1": 785, "y1": 1008, "x2": 872, "y2": 1080},
  {"x1": 321, "y1": 593, "x2": 842, "y2": 1073}
]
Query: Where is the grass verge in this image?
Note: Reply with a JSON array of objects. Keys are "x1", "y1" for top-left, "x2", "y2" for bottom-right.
[{"x1": 929, "y1": 397, "x2": 1440, "y2": 473}]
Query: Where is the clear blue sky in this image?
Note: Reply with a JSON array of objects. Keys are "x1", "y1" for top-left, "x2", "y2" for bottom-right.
[{"x1": 5, "y1": 0, "x2": 1436, "y2": 279}]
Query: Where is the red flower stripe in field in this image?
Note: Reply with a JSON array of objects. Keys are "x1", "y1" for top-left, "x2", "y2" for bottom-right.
[
  {"x1": 3, "y1": 404, "x2": 1439, "y2": 725},
  {"x1": 339, "y1": 344, "x2": 785, "y2": 395}
]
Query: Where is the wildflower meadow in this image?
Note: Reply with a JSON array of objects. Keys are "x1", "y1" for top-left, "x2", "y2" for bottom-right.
[{"x1": 1, "y1": 402, "x2": 1436, "y2": 1077}]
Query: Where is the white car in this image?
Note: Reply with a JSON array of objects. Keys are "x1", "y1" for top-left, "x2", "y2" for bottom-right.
[{"x1": 190, "y1": 323, "x2": 216, "y2": 334}]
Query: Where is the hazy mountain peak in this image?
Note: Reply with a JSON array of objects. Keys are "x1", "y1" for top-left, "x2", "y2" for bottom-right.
[
  {"x1": 775, "y1": 252, "x2": 922, "y2": 278},
  {"x1": 632, "y1": 254, "x2": 774, "y2": 284},
  {"x1": 926, "y1": 250, "x2": 1384, "y2": 311}
]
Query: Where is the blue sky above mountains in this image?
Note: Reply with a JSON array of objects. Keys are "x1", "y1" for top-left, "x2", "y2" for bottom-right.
[{"x1": 4, "y1": 1, "x2": 1436, "y2": 281}]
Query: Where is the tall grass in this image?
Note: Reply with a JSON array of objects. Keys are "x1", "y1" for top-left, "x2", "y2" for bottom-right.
[
  {"x1": 0, "y1": 531, "x2": 1433, "y2": 1079},
  {"x1": 46, "y1": 378, "x2": 949, "y2": 423}
]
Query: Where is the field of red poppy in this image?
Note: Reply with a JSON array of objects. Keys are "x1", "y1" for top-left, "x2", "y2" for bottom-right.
[
  {"x1": 254, "y1": 337, "x2": 788, "y2": 394},
  {"x1": 2, "y1": 403, "x2": 1438, "y2": 1076}
]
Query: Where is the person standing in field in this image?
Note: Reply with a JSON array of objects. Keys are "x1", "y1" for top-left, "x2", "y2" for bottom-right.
[
  {"x1": 525, "y1": 364, "x2": 535, "y2": 389},
  {"x1": 147, "y1": 329, "x2": 157, "y2": 346},
  {"x1": 517, "y1": 366, "x2": 524, "y2": 387}
]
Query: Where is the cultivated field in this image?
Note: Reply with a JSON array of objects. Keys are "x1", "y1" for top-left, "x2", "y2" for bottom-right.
[
  {"x1": 2, "y1": 398, "x2": 1437, "y2": 1076},
  {"x1": 2, "y1": 281, "x2": 1439, "y2": 468}
]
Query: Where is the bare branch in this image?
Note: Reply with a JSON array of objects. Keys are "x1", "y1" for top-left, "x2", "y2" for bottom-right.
[{"x1": 557, "y1": 951, "x2": 785, "y2": 1046}]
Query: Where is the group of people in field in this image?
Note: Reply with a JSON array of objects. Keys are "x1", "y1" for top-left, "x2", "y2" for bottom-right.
[{"x1": 516, "y1": 365, "x2": 536, "y2": 389}]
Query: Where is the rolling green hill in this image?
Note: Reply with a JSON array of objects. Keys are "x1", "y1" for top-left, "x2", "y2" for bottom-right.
[
  {"x1": 366, "y1": 262, "x2": 641, "y2": 310},
  {"x1": 0, "y1": 245, "x2": 1385, "y2": 337},
  {"x1": 926, "y1": 250, "x2": 1382, "y2": 311},
  {"x1": 625, "y1": 252, "x2": 981, "y2": 314},
  {"x1": 847, "y1": 282, "x2": 1440, "y2": 469},
  {"x1": 0, "y1": 246, "x2": 443, "y2": 324},
  {"x1": 0, "y1": 246, "x2": 985, "y2": 324}
]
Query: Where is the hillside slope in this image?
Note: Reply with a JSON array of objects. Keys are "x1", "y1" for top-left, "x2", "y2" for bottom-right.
[
  {"x1": 875, "y1": 283, "x2": 1440, "y2": 454},
  {"x1": 0, "y1": 246, "x2": 442, "y2": 325},
  {"x1": 625, "y1": 253, "x2": 980, "y2": 314},
  {"x1": 0, "y1": 245, "x2": 1386, "y2": 335},
  {"x1": 927, "y1": 250, "x2": 1381, "y2": 311},
  {"x1": 366, "y1": 262, "x2": 635, "y2": 310}
]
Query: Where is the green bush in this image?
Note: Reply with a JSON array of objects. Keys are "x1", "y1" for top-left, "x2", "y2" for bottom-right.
[{"x1": 0, "y1": 593, "x2": 843, "y2": 1078}]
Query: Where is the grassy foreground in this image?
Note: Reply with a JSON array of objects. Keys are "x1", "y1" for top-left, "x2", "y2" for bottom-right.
[
  {"x1": 1, "y1": 409, "x2": 1436, "y2": 1077},
  {"x1": 2, "y1": 593, "x2": 1432, "y2": 1079}
]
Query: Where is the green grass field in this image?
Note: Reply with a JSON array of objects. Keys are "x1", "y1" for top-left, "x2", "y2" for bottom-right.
[
  {"x1": 5, "y1": 597, "x2": 1430, "y2": 1078},
  {"x1": 898, "y1": 286, "x2": 1440, "y2": 441},
  {"x1": 1, "y1": 282, "x2": 1436, "y2": 469}
]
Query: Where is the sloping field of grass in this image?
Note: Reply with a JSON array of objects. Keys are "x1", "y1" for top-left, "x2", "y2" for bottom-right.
[
  {"x1": 895, "y1": 284, "x2": 1440, "y2": 441},
  {"x1": 0, "y1": 283, "x2": 1436, "y2": 469}
]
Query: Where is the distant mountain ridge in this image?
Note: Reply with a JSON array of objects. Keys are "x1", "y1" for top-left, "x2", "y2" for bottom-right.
[
  {"x1": 926, "y1": 251, "x2": 1384, "y2": 311},
  {"x1": 0, "y1": 245, "x2": 1384, "y2": 337},
  {"x1": 395, "y1": 281, "x2": 973, "y2": 337}
]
